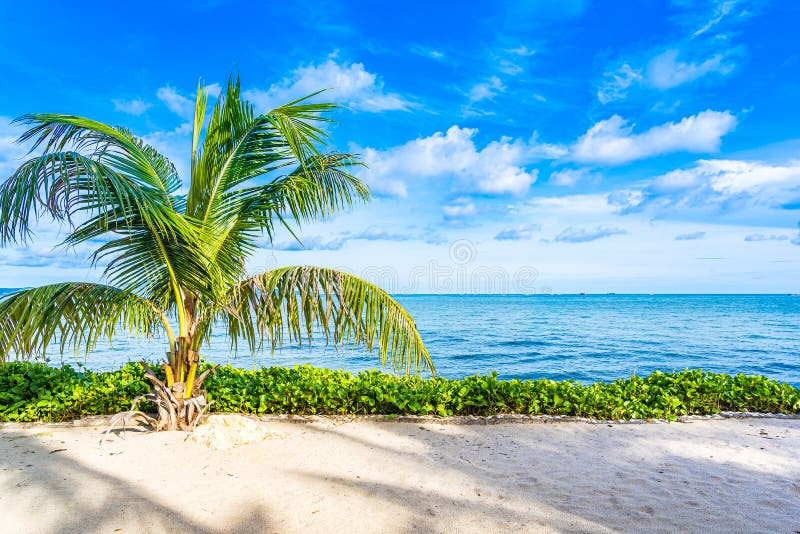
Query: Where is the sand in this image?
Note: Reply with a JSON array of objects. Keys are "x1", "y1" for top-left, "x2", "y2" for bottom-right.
[{"x1": 1, "y1": 415, "x2": 799, "y2": 533}]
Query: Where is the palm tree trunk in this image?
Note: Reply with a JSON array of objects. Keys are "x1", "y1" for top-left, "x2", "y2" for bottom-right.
[{"x1": 147, "y1": 293, "x2": 212, "y2": 431}]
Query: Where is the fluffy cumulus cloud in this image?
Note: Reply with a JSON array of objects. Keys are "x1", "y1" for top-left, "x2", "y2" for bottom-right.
[
  {"x1": 112, "y1": 98, "x2": 152, "y2": 116},
  {"x1": 646, "y1": 49, "x2": 735, "y2": 90},
  {"x1": 675, "y1": 231, "x2": 706, "y2": 240},
  {"x1": 571, "y1": 110, "x2": 736, "y2": 165},
  {"x1": 650, "y1": 159, "x2": 800, "y2": 205},
  {"x1": 358, "y1": 126, "x2": 565, "y2": 197},
  {"x1": 243, "y1": 58, "x2": 413, "y2": 113},
  {"x1": 494, "y1": 224, "x2": 540, "y2": 241},
  {"x1": 601, "y1": 159, "x2": 800, "y2": 230}
]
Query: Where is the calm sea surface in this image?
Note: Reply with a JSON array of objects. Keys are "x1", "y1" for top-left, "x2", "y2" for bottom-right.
[{"x1": 3, "y1": 292, "x2": 799, "y2": 386}]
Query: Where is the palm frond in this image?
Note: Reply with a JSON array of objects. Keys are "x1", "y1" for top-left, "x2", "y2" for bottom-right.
[
  {"x1": 187, "y1": 80, "x2": 350, "y2": 223},
  {"x1": 198, "y1": 152, "x2": 369, "y2": 289},
  {"x1": 0, "y1": 115, "x2": 216, "y2": 306},
  {"x1": 215, "y1": 266, "x2": 433, "y2": 375},
  {"x1": 0, "y1": 283, "x2": 170, "y2": 362},
  {"x1": 15, "y1": 114, "x2": 180, "y2": 197}
]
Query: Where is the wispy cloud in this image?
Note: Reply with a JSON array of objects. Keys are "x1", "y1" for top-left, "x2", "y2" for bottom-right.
[
  {"x1": 410, "y1": 45, "x2": 445, "y2": 60},
  {"x1": 646, "y1": 49, "x2": 735, "y2": 90},
  {"x1": 548, "y1": 168, "x2": 597, "y2": 187},
  {"x1": 506, "y1": 45, "x2": 536, "y2": 57},
  {"x1": 156, "y1": 86, "x2": 195, "y2": 119},
  {"x1": 468, "y1": 76, "x2": 505, "y2": 102},
  {"x1": 693, "y1": 0, "x2": 738, "y2": 37},
  {"x1": 553, "y1": 226, "x2": 627, "y2": 243},
  {"x1": 571, "y1": 110, "x2": 737, "y2": 165},
  {"x1": 744, "y1": 233, "x2": 788, "y2": 242},
  {"x1": 494, "y1": 224, "x2": 540, "y2": 241},
  {"x1": 0, "y1": 117, "x2": 28, "y2": 176},
  {"x1": 273, "y1": 235, "x2": 347, "y2": 251},
  {"x1": 597, "y1": 64, "x2": 642, "y2": 104},
  {"x1": 675, "y1": 231, "x2": 706, "y2": 241},
  {"x1": 349, "y1": 227, "x2": 415, "y2": 241},
  {"x1": 112, "y1": 98, "x2": 152, "y2": 116}
]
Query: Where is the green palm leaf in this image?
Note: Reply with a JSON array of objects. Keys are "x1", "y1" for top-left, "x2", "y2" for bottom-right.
[
  {"x1": 0, "y1": 283, "x2": 172, "y2": 362},
  {"x1": 217, "y1": 266, "x2": 433, "y2": 375}
]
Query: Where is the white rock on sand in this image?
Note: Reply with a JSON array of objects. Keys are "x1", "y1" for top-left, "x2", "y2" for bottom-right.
[
  {"x1": 189, "y1": 414, "x2": 287, "y2": 450},
  {"x1": 1, "y1": 416, "x2": 799, "y2": 533}
]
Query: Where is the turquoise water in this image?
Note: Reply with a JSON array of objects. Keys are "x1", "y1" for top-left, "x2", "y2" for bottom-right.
[{"x1": 3, "y1": 292, "x2": 799, "y2": 386}]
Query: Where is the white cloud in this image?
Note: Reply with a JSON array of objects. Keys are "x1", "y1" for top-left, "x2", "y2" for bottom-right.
[
  {"x1": 0, "y1": 118, "x2": 29, "y2": 176},
  {"x1": 442, "y1": 198, "x2": 477, "y2": 218},
  {"x1": 694, "y1": 0, "x2": 738, "y2": 37},
  {"x1": 205, "y1": 83, "x2": 223, "y2": 97},
  {"x1": 469, "y1": 77, "x2": 504, "y2": 102},
  {"x1": 602, "y1": 158, "x2": 800, "y2": 224},
  {"x1": 357, "y1": 126, "x2": 565, "y2": 197},
  {"x1": 498, "y1": 60, "x2": 523, "y2": 76},
  {"x1": 571, "y1": 110, "x2": 737, "y2": 165},
  {"x1": 157, "y1": 86, "x2": 195, "y2": 119},
  {"x1": 744, "y1": 233, "x2": 788, "y2": 242},
  {"x1": 495, "y1": 224, "x2": 539, "y2": 240},
  {"x1": 646, "y1": 49, "x2": 735, "y2": 90},
  {"x1": 112, "y1": 98, "x2": 152, "y2": 116},
  {"x1": 243, "y1": 58, "x2": 413, "y2": 113},
  {"x1": 548, "y1": 168, "x2": 596, "y2": 187},
  {"x1": 645, "y1": 159, "x2": 800, "y2": 214},
  {"x1": 273, "y1": 235, "x2": 347, "y2": 251},
  {"x1": 597, "y1": 64, "x2": 642, "y2": 104},
  {"x1": 654, "y1": 159, "x2": 800, "y2": 195},
  {"x1": 506, "y1": 45, "x2": 536, "y2": 57},
  {"x1": 410, "y1": 46, "x2": 445, "y2": 60},
  {"x1": 675, "y1": 231, "x2": 707, "y2": 241},
  {"x1": 140, "y1": 123, "x2": 193, "y2": 184},
  {"x1": 553, "y1": 226, "x2": 628, "y2": 243},
  {"x1": 527, "y1": 193, "x2": 618, "y2": 217}
]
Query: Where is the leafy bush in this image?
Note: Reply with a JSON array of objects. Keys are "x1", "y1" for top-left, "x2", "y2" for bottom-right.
[{"x1": 1, "y1": 362, "x2": 798, "y2": 422}]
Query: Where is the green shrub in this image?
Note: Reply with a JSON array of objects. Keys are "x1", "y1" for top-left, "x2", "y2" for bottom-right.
[{"x1": 0, "y1": 362, "x2": 798, "y2": 422}]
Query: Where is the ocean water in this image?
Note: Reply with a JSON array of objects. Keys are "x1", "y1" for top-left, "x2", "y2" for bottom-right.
[{"x1": 3, "y1": 292, "x2": 799, "y2": 386}]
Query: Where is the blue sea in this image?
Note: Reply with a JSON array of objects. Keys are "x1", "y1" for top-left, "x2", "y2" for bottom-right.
[{"x1": 2, "y1": 292, "x2": 799, "y2": 386}]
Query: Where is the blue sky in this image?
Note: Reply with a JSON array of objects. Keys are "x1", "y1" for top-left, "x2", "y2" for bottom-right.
[{"x1": 1, "y1": 0, "x2": 799, "y2": 293}]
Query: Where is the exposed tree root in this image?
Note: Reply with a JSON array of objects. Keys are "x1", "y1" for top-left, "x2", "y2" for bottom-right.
[{"x1": 100, "y1": 362, "x2": 216, "y2": 443}]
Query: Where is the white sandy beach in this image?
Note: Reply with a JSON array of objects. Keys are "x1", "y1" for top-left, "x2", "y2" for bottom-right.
[{"x1": 1, "y1": 416, "x2": 799, "y2": 533}]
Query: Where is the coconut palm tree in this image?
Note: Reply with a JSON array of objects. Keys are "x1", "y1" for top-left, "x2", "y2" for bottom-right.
[{"x1": 0, "y1": 76, "x2": 432, "y2": 430}]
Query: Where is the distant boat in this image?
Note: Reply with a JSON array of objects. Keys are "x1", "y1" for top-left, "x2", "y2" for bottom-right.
[{"x1": 580, "y1": 292, "x2": 586, "y2": 295}]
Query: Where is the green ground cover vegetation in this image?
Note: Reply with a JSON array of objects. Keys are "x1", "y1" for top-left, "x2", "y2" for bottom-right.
[{"x1": 1, "y1": 361, "x2": 797, "y2": 423}]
